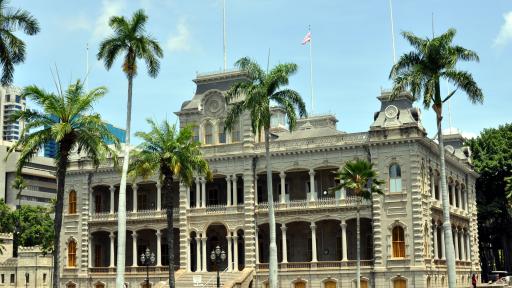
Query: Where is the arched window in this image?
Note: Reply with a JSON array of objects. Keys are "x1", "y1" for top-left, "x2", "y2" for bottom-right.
[
  {"x1": 231, "y1": 121, "x2": 241, "y2": 143},
  {"x1": 389, "y1": 164, "x2": 402, "y2": 193},
  {"x1": 204, "y1": 122, "x2": 213, "y2": 144},
  {"x1": 218, "y1": 121, "x2": 226, "y2": 144},
  {"x1": 95, "y1": 283, "x2": 105, "y2": 288},
  {"x1": 324, "y1": 280, "x2": 336, "y2": 288},
  {"x1": 66, "y1": 283, "x2": 76, "y2": 288},
  {"x1": 294, "y1": 281, "x2": 306, "y2": 288},
  {"x1": 68, "y1": 190, "x2": 77, "y2": 214},
  {"x1": 392, "y1": 226, "x2": 405, "y2": 258},
  {"x1": 192, "y1": 126, "x2": 200, "y2": 143},
  {"x1": 68, "y1": 240, "x2": 77, "y2": 267},
  {"x1": 393, "y1": 278, "x2": 406, "y2": 288}
]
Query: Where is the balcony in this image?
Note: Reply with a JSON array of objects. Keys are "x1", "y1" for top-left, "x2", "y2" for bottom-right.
[
  {"x1": 89, "y1": 208, "x2": 179, "y2": 223},
  {"x1": 88, "y1": 265, "x2": 179, "y2": 275},
  {"x1": 256, "y1": 196, "x2": 370, "y2": 213},
  {"x1": 188, "y1": 204, "x2": 245, "y2": 215},
  {"x1": 256, "y1": 260, "x2": 373, "y2": 271}
]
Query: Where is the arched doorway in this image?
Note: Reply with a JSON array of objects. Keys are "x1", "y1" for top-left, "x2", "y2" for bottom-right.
[
  {"x1": 190, "y1": 231, "x2": 198, "y2": 271},
  {"x1": 236, "y1": 229, "x2": 245, "y2": 270},
  {"x1": 206, "y1": 224, "x2": 228, "y2": 271}
]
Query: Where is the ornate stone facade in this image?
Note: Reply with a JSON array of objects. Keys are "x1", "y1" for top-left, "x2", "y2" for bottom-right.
[{"x1": 59, "y1": 70, "x2": 479, "y2": 288}]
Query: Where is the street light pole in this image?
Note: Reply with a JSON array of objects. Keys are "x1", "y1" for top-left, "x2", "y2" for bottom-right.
[
  {"x1": 210, "y1": 245, "x2": 226, "y2": 288},
  {"x1": 140, "y1": 248, "x2": 155, "y2": 288}
]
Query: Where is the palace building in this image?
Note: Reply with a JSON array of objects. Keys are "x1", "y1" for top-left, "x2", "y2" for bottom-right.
[{"x1": 59, "y1": 70, "x2": 479, "y2": 288}]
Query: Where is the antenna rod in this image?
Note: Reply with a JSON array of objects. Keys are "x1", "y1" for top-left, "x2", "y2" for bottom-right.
[
  {"x1": 266, "y1": 48, "x2": 270, "y2": 73},
  {"x1": 223, "y1": 0, "x2": 227, "y2": 71},
  {"x1": 389, "y1": 0, "x2": 397, "y2": 64}
]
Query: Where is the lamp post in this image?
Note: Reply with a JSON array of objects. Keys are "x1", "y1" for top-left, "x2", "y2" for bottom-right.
[
  {"x1": 210, "y1": 245, "x2": 226, "y2": 288},
  {"x1": 140, "y1": 248, "x2": 155, "y2": 288}
]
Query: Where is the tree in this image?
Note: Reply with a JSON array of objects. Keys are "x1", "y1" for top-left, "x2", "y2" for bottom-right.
[
  {"x1": 97, "y1": 10, "x2": 163, "y2": 286},
  {"x1": 7, "y1": 80, "x2": 119, "y2": 288},
  {"x1": 331, "y1": 159, "x2": 383, "y2": 288},
  {"x1": 225, "y1": 57, "x2": 307, "y2": 288},
  {"x1": 11, "y1": 175, "x2": 26, "y2": 257},
  {"x1": 466, "y1": 123, "x2": 512, "y2": 281},
  {"x1": 390, "y1": 28, "x2": 483, "y2": 288},
  {"x1": 17, "y1": 205, "x2": 54, "y2": 254},
  {"x1": 0, "y1": 198, "x2": 14, "y2": 233},
  {"x1": 129, "y1": 119, "x2": 210, "y2": 288},
  {"x1": 0, "y1": 0, "x2": 40, "y2": 85}
]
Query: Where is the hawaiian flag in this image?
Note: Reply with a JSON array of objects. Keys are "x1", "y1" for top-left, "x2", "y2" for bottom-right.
[{"x1": 302, "y1": 31, "x2": 311, "y2": 45}]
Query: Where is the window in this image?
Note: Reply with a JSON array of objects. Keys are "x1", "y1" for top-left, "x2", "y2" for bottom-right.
[
  {"x1": 231, "y1": 121, "x2": 241, "y2": 143},
  {"x1": 67, "y1": 283, "x2": 77, "y2": 288},
  {"x1": 25, "y1": 273, "x2": 29, "y2": 283},
  {"x1": 324, "y1": 280, "x2": 336, "y2": 288},
  {"x1": 393, "y1": 279, "x2": 406, "y2": 288},
  {"x1": 43, "y1": 273, "x2": 47, "y2": 283},
  {"x1": 204, "y1": 122, "x2": 213, "y2": 144},
  {"x1": 192, "y1": 126, "x2": 200, "y2": 143},
  {"x1": 69, "y1": 190, "x2": 77, "y2": 214},
  {"x1": 68, "y1": 240, "x2": 77, "y2": 267},
  {"x1": 95, "y1": 283, "x2": 105, "y2": 288},
  {"x1": 6, "y1": 94, "x2": 10, "y2": 102},
  {"x1": 1, "y1": 274, "x2": 4, "y2": 283},
  {"x1": 218, "y1": 122, "x2": 226, "y2": 144},
  {"x1": 389, "y1": 164, "x2": 402, "y2": 193},
  {"x1": 392, "y1": 226, "x2": 405, "y2": 258},
  {"x1": 10, "y1": 274, "x2": 14, "y2": 284},
  {"x1": 294, "y1": 281, "x2": 306, "y2": 288},
  {"x1": 95, "y1": 194, "x2": 102, "y2": 213},
  {"x1": 15, "y1": 95, "x2": 21, "y2": 103}
]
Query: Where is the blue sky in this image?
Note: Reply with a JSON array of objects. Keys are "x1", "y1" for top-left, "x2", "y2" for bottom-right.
[{"x1": 14, "y1": 0, "x2": 512, "y2": 142}]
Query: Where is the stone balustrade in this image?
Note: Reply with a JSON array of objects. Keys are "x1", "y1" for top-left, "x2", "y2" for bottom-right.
[{"x1": 89, "y1": 208, "x2": 179, "y2": 222}]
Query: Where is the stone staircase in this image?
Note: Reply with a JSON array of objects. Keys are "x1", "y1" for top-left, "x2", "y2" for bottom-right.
[{"x1": 153, "y1": 269, "x2": 253, "y2": 288}]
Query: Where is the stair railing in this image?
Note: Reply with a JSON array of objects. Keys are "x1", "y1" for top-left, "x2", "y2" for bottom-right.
[{"x1": 202, "y1": 266, "x2": 230, "y2": 287}]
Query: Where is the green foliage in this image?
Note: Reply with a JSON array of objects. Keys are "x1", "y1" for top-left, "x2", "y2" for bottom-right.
[
  {"x1": 130, "y1": 119, "x2": 210, "y2": 187},
  {"x1": 0, "y1": 0, "x2": 40, "y2": 85},
  {"x1": 331, "y1": 159, "x2": 383, "y2": 200},
  {"x1": 467, "y1": 123, "x2": 512, "y2": 272},
  {"x1": 389, "y1": 28, "x2": 483, "y2": 114},
  {"x1": 17, "y1": 205, "x2": 54, "y2": 254},
  {"x1": 12, "y1": 176, "x2": 27, "y2": 200},
  {"x1": 0, "y1": 199, "x2": 14, "y2": 233},
  {"x1": 97, "y1": 9, "x2": 163, "y2": 79},
  {"x1": 224, "y1": 57, "x2": 307, "y2": 136}
]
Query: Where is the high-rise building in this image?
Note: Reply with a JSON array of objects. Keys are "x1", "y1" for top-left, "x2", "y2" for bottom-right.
[
  {"x1": 0, "y1": 86, "x2": 25, "y2": 143},
  {"x1": 43, "y1": 121, "x2": 126, "y2": 158}
]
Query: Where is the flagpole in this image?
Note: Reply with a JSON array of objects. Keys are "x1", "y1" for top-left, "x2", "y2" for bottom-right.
[
  {"x1": 389, "y1": 0, "x2": 397, "y2": 64},
  {"x1": 86, "y1": 42, "x2": 89, "y2": 90},
  {"x1": 308, "y1": 25, "x2": 315, "y2": 114},
  {"x1": 223, "y1": 0, "x2": 227, "y2": 71}
]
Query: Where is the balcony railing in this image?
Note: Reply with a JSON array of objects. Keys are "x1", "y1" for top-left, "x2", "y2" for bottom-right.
[
  {"x1": 189, "y1": 204, "x2": 245, "y2": 215},
  {"x1": 90, "y1": 208, "x2": 179, "y2": 222},
  {"x1": 89, "y1": 265, "x2": 179, "y2": 274},
  {"x1": 257, "y1": 260, "x2": 373, "y2": 271},
  {"x1": 257, "y1": 196, "x2": 370, "y2": 212}
]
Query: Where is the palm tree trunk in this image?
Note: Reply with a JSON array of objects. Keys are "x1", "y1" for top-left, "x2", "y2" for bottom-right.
[
  {"x1": 116, "y1": 74, "x2": 133, "y2": 288},
  {"x1": 356, "y1": 204, "x2": 361, "y2": 288},
  {"x1": 435, "y1": 100, "x2": 457, "y2": 288},
  {"x1": 52, "y1": 142, "x2": 71, "y2": 288},
  {"x1": 163, "y1": 171, "x2": 176, "y2": 288},
  {"x1": 265, "y1": 128, "x2": 278, "y2": 288}
]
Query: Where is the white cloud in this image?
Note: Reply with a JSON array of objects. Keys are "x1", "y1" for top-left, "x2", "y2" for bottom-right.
[
  {"x1": 167, "y1": 18, "x2": 191, "y2": 52},
  {"x1": 494, "y1": 11, "x2": 512, "y2": 47},
  {"x1": 93, "y1": 0, "x2": 126, "y2": 40},
  {"x1": 65, "y1": 15, "x2": 91, "y2": 31}
]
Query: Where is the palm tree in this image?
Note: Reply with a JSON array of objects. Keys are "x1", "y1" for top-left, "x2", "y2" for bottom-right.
[
  {"x1": 331, "y1": 159, "x2": 383, "y2": 288},
  {"x1": 11, "y1": 175, "x2": 26, "y2": 257},
  {"x1": 225, "y1": 57, "x2": 307, "y2": 288},
  {"x1": 129, "y1": 119, "x2": 210, "y2": 288},
  {"x1": 97, "y1": 10, "x2": 163, "y2": 286},
  {"x1": 0, "y1": 0, "x2": 40, "y2": 85},
  {"x1": 389, "y1": 28, "x2": 483, "y2": 288},
  {"x1": 6, "y1": 80, "x2": 119, "y2": 288}
]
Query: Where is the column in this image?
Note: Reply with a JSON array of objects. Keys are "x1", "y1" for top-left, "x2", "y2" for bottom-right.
[
  {"x1": 196, "y1": 177, "x2": 201, "y2": 208},
  {"x1": 466, "y1": 231, "x2": 471, "y2": 262},
  {"x1": 156, "y1": 182, "x2": 162, "y2": 211},
  {"x1": 232, "y1": 175, "x2": 238, "y2": 205},
  {"x1": 201, "y1": 235, "x2": 207, "y2": 271},
  {"x1": 156, "y1": 230, "x2": 162, "y2": 266},
  {"x1": 440, "y1": 228, "x2": 445, "y2": 259},
  {"x1": 464, "y1": 188, "x2": 468, "y2": 211},
  {"x1": 132, "y1": 232, "x2": 138, "y2": 267},
  {"x1": 460, "y1": 230, "x2": 466, "y2": 261},
  {"x1": 433, "y1": 223, "x2": 439, "y2": 260},
  {"x1": 201, "y1": 178, "x2": 206, "y2": 208},
  {"x1": 233, "y1": 234, "x2": 239, "y2": 271},
  {"x1": 281, "y1": 224, "x2": 288, "y2": 263},
  {"x1": 227, "y1": 175, "x2": 232, "y2": 206},
  {"x1": 110, "y1": 185, "x2": 115, "y2": 213},
  {"x1": 454, "y1": 228, "x2": 459, "y2": 260},
  {"x1": 255, "y1": 228, "x2": 260, "y2": 264},
  {"x1": 457, "y1": 185, "x2": 462, "y2": 209},
  {"x1": 109, "y1": 232, "x2": 115, "y2": 267},
  {"x1": 255, "y1": 176, "x2": 259, "y2": 204},
  {"x1": 227, "y1": 234, "x2": 233, "y2": 271},
  {"x1": 310, "y1": 222, "x2": 317, "y2": 262},
  {"x1": 88, "y1": 235, "x2": 93, "y2": 267},
  {"x1": 341, "y1": 220, "x2": 348, "y2": 261},
  {"x1": 450, "y1": 184, "x2": 456, "y2": 207},
  {"x1": 133, "y1": 184, "x2": 138, "y2": 212},
  {"x1": 186, "y1": 186, "x2": 191, "y2": 209},
  {"x1": 280, "y1": 172, "x2": 286, "y2": 204},
  {"x1": 187, "y1": 238, "x2": 192, "y2": 272},
  {"x1": 196, "y1": 236, "x2": 201, "y2": 272},
  {"x1": 309, "y1": 169, "x2": 316, "y2": 201}
]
